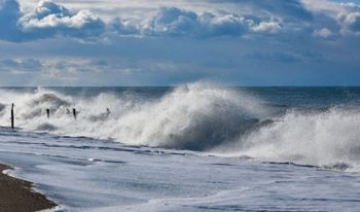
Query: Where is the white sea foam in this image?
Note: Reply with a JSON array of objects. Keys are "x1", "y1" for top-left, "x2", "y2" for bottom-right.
[
  {"x1": 0, "y1": 82, "x2": 267, "y2": 150},
  {"x1": 1, "y1": 83, "x2": 360, "y2": 170},
  {"x1": 1, "y1": 84, "x2": 360, "y2": 211},
  {"x1": 1, "y1": 127, "x2": 359, "y2": 211},
  {"x1": 216, "y1": 107, "x2": 360, "y2": 171}
]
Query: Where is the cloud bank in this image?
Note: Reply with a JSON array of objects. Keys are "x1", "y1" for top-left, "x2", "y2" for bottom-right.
[
  {"x1": 19, "y1": 0, "x2": 106, "y2": 40},
  {"x1": 0, "y1": 58, "x2": 42, "y2": 74},
  {"x1": 0, "y1": 0, "x2": 359, "y2": 42},
  {"x1": 1, "y1": 0, "x2": 360, "y2": 86},
  {"x1": 0, "y1": 0, "x2": 105, "y2": 41}
]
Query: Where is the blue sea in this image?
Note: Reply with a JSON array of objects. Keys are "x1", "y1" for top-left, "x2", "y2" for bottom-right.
[{"x1": 0, "y1": 82, "x2": 360, "y2": 211}]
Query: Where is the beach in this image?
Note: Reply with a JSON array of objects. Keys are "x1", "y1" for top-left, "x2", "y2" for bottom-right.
[{"x1": 0, "y1": 164, "x2": 57, "y2": 212}]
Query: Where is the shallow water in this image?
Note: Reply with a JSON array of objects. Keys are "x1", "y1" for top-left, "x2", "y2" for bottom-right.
[{"x1": 1, "y1": 127, "x2": 360, "y2": 211}]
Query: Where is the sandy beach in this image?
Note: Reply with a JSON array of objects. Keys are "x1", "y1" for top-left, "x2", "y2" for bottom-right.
[{"x1": 0, "y1": 164, "x2": 57, "y2": 212}]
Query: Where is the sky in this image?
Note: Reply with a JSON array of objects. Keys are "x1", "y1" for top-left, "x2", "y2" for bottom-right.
[{"x1": 0, "y1": 0, "x2": 360, "y2": 86}]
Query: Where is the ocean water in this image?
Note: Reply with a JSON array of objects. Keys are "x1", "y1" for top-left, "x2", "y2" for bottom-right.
[{"x1": 0, "y1": 82, "x2": 360, "y2": 211}]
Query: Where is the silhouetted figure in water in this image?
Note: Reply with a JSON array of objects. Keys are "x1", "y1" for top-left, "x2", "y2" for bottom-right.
[
  {"x1": 72, "y1": 108, "x2": 77, "y2": 120},
  {"x1": 11, "y1": 103, "x2": 14, "y2": 129},
  {"x1": 46, "y1": 109, "x2": 50, "y2": 118}
]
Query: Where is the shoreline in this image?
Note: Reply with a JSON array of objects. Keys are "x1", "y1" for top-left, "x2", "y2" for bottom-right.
[{"x1": 0, "y1": 163, "x2": 57, "y2": 212}]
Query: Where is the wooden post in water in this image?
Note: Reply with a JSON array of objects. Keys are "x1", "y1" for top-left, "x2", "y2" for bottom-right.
[
  {"x1": 46, "y1": 108, "x2": 50, "y2": 118},
  {"x1": 72, "y1": 108, "x2": 77, "y2": 120},
  {"x1": 106, "y1": 108, "x2": 110, "y2": 118},
  {"x1": 11, "y1": 103, "x2": 14, "y2": 129}
]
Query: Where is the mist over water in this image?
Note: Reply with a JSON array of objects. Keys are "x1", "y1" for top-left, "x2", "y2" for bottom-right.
[{"x1": 1, "y1": 83, "x2": 360, "y2": 171}]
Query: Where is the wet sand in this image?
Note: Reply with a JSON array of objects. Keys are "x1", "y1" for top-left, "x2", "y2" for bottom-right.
[{"x1": 0, "y1": 164, "x2": 57, "y2": 212}]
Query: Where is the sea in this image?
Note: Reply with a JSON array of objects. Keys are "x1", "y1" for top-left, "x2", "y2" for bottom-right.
[{"x1": 0, "y1": 82, "x2": 360, "y2": 212}]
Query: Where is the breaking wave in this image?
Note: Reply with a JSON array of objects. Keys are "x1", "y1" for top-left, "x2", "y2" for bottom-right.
[
  {"x1": 215, "y1": 107, "x2": 360, "y2": 171},
  {"x1": 0, "y1": 83, "x2": 268, "y2": 151},
  {"x1": 1, "y1": 82, "x2": 360, "y2": 171}
]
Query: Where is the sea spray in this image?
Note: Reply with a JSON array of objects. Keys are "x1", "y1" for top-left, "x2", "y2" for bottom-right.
[
  {"x1": 0, "y1": 82, "x2": 268, "y2": 150},
  {"x1": 1, "y1": 84, "x2": 360, "y2": 171},
  {"x1": 106, "y1": 82, "x2": 267, "y2": 150},
  {"x1": 216, "y1": 107, "x2": 360, "y2": 171}
]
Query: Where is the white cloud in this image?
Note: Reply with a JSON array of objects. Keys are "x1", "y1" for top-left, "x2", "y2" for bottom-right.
[
  {"x1": 1, "y1": 0, "x2": 360, "y2": 86},
  {"x1": 142, "y1": 7, "x2": 249, "y2": 37},
  {"x1": 1, "y1": 0, "x2": 359, "y2": 43},
  {"x1": 339, "y1": 11, "x2": 360, "y2": 34},
  {"x1": 251, "y1": 21, "x2": 283, "y2": 33},
  {"x1": 302, "y1": 0, "x2": 360, "y2": 35},
  {"x1": 19, "y1": 0, "x2": 106, "y2": 39},
  {"x1": 313, "y1": 27, "x2": 333, "y2": 38}
]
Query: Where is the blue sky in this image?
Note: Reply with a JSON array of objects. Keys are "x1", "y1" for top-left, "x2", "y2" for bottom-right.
[{"x1": 0, "y1": 0, "x2": 360, "y2": 86}]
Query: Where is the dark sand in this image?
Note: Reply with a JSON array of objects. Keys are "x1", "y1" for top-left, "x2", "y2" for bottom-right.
[{"x1": 0, "y1": 164, "x2": 57, "y2": 212}]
